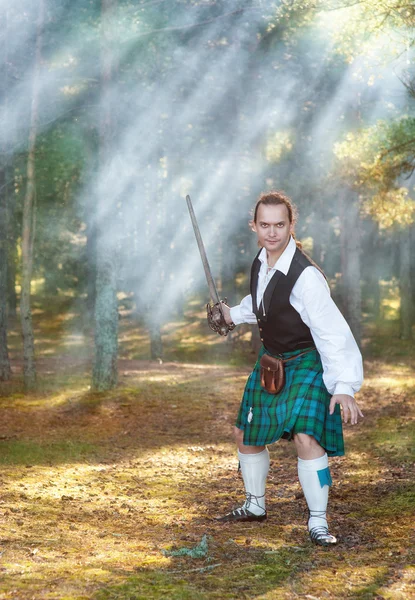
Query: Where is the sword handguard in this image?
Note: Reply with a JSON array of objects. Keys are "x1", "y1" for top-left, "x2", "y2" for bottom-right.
[{"x1": 207, "y1": 299, "x2": 236, "y2": 337}]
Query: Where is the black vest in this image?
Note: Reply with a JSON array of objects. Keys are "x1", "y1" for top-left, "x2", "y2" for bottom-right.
[{"x1": 250, "y1": 247, "x2": 316, "y2": 354}]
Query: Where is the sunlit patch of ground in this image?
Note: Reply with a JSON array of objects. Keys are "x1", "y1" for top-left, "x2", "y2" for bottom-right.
[
  {"x1": 0, "y1": 309, "x2": 414, "y2": 599},
  {"x1": 378, "y1": 566, "x2": 415, "y2": 600}
]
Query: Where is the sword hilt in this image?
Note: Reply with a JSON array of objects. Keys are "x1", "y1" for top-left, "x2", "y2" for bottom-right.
[{"x1": 207, "y1": 299, "x2": 236, "y2": 337}]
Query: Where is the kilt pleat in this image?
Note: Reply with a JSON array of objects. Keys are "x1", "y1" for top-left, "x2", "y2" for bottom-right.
[{"x1": 235, "y1": 346, "x2": 344, "y2": 457}]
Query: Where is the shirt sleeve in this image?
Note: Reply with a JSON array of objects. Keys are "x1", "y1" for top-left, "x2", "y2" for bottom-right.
[
  {"x1": 290, "y1": 267, "x2": 364, "y2": 397},
  {"x1": 230, "y1": 294, "x2": 258, "y2": 325}
]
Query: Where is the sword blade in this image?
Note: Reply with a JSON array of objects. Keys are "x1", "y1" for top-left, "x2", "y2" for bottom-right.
[{"x1": 185, "y1": 194, "x2": 221, "y2": 305}]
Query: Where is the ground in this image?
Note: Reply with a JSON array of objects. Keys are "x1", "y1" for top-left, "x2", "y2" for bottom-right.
[{"x1": 0, "y1": 300, "x2": 414, "y2": 599}]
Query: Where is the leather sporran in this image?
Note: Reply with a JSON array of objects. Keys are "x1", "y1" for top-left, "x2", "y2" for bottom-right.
[
  {"x1": 260, "y1": 354, "x2": 285, "y2": 394},
  {"x1": 259, "y1": 348, "x2": 316, "y2": 394}
]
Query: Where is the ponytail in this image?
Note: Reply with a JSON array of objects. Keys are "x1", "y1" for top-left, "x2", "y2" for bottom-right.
[{"x1": 292, "y1": 232, "x2": 302, "y2": 250}]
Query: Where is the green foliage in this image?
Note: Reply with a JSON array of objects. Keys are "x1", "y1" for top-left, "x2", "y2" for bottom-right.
[
  {"x1": 30, "y1": 122, "x2": 87, "y2": 292},
  {"x1": 261, "y1": 1, "x2": 318, "y2": 49},
  {"x1": 265, "y1": 129, "x2": 294, "y2": 162},
  {"x1": 364, "y1": 188, "x2": 415, "y2": 227},
  {"x1": 314, "y1": 0, "x2": 414, "y2": 62},
  {"x1": 264, "y1": 0, "x2": 414, "y2": 60},
  {"x1": 334, "y1": 117, "x2": 415, "y2": 226},
  {"x1": 4, "y1": 0, "x2": 414, "y2": 353}
]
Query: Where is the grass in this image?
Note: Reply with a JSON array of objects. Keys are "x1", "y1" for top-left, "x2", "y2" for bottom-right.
[
  {"x1": 0, "y1": 440, "x2": 99, "y2": 466},
  {"x1": 0, "y1": 296, "x2": 414, "y2": 599}
]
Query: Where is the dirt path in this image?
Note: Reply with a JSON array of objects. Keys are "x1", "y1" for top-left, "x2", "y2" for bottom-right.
[{"x1": 0, "y1": 356, "x2": 414, "y2": 599}]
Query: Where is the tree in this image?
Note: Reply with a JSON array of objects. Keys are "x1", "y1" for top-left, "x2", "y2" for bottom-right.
[
  {"x1": 399, "y1": 224, "x2": 413, "y2": 339},
  {"x1": 0, "y1": 8, "x2": 12, "y2": 380},
  {"x1": 334, "y1": 122, "x2": 415, "y2": 338},
  {"x1": 21, "y1": 0, "x2": 45, "y2": 390},
  {"x1": 339, "y1": 188, "x2": 362, "y2": 344},
  {"x1": 92, "y1": 0, "x2": 119, "y2": 390}
]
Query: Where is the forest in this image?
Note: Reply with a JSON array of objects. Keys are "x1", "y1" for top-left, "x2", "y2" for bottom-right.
[{"x1": 0, "y1": 1, "x2": 414, "y2": 599}]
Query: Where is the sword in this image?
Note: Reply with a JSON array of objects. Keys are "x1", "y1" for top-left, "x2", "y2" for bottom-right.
[{"x1": 185, "y1": 194, "x2": 235, "y2": 336}]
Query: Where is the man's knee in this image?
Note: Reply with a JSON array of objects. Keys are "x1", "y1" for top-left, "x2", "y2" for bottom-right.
[
  {"x1": 233, "y1": 427, "x2": 266, "y2": 454},
  {"x1": 233, "y1": 426, "x2": 244, "y2": 444},
  {"x1": 293, "y1": 432, "x2": 319, "y2": 450}
]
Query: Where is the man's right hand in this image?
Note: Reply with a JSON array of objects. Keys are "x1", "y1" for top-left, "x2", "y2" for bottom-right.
[
  {"x1": 220, "y1": 301, "x2": 234, "y2": 325},
  {"x1": 207, "y1": 302, "x2": 235, "y2": 336}
]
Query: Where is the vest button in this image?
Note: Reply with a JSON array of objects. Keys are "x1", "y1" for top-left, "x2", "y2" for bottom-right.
[
  {"x1": 259, "y1": 328, "x2": 263, "y2": 332},
  {"x1": 260, "y1": 338, "x2": 264, "y2": 342}
]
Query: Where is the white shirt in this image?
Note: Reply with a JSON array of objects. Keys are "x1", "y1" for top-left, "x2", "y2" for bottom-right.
[{"x1": 230, "y1": 236, "x2": 363, "y2": 398}]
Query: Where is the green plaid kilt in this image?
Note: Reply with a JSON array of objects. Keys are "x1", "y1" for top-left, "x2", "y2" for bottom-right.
[{"x1": 236, "y1": 346, "x2": 344, "y2": 457}]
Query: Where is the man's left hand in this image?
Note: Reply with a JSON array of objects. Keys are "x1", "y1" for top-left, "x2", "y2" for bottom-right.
[{"x1": 329, "y1": 394, "x2": 364, "y2": 425}]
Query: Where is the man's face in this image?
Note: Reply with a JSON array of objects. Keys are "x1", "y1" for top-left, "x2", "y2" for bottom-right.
[{"x1": 252, "y1": 203, "x2": 293, "y2": 258}]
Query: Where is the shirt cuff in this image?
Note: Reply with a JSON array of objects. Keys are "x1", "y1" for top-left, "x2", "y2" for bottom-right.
[
  {"x1": 230, "y1": 305, "x2": 244, "y2": 326},
  {"x1": 333, "y1": 383, "x2": 355, "y2": 398}
]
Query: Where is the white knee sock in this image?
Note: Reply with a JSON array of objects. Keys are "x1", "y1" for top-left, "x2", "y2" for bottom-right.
[
  {"x1": 238, "y1": 448, "x2": 269, "y2": 515},
  {"x1": 297, "y1": 453, "x2": 332, "y2": 531}
]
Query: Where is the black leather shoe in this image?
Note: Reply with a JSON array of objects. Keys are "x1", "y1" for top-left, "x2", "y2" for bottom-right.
[
  {"x1": 215, "y1": 506, "x2": 267, "y2": 523},
  {"x1": 309, "y1": 525, "x2": 337, "y2": 546},
  {"x1": 308, "y1": 510, "x2": 337, "y2": 546}
]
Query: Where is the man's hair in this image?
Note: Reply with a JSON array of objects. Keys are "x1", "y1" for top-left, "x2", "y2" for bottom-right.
[
  {"x1": 252, "y1": 190, "x2": 301, "y2": 249},
  {"x1": 253, "y1": 190, "x2": 298, "y2": 224}
]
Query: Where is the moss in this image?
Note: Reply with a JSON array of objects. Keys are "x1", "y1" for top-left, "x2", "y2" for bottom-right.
[
  {"x1": 94, "y1": 548, "x2": 306, "y2": 600},
  {"x1": 94, "y1": 573, "x2": 206, "y2": 600},
  {"x1": 359, "y1": 487, "x2": 415, "y2": 517},
  {"x1": 364, "y1": 416, "x2": 415, "y2": 462},
  {"x1": 0, "y1": 439, "x2": 98, "y2": 465}
]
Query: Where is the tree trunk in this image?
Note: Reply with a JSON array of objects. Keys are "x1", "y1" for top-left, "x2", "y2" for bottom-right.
[
  {"x1": 82, "y1": 133, "x2": 98, "y2": 325},
  {"x1": 145, "y1": 136, "x2": 166, "y2": 359},
  {"x1": 411, "y1": 224, "x2": 415, "y2": 310},
  {"x1": 218, "y1": 226, "x2": 238, "y2": 307},
  {"x1": 20, "y1": 0, "x2": 44, "y2": 389},
  {"x1": 149, "y1": 317, "x2": 163, "y2": 359},
  {"x1": 339, "y1": 189, "x2": 362, "y2": 346},
  {"x1": 365, "y1": 220, "x2": 381, "y2": 320},
  {"x1": 399, "y1": 225, "x2": 413, "y2": 340},
  {"x1": 147, "y1": 185, "x2": 164, "y2": 360},
  {"x1": 0, "y1": 9, "x2": 11, "y2": 380},
  {"x1": 0, "y1": 212, "x2": 11, "y2": 381},
  {"x1": 0, "y1": 166, "x2": 11, "y2": 381},
  {"x1": 85, "y1": 220, "x2": 97, "y2": 318},
  {"x1": 7, "y1": 198, "x2": 18, "y2": 320},
  {"x1": 92, "y1": 240, "x2": 119, "y2": 389},
  {"x1": 43, "y1": 258, "x2": 59, "y2": 296},
  {"x1": 149, "y1": 306, "x2": 163, "y2": 360},
  {"x1": 310, "y1": 195, "x2": 329, "y2": 271},
  {"x1": 5, "y1": 7, "x2": 17, "y2": 321},
  {"x1": 92, "y1": 0, "x2": 119, "y2": 390}
]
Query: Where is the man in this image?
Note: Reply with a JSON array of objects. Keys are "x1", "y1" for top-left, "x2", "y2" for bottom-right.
[{"x1": 218, "y1": 190, "x2": 364, "y2": 546}]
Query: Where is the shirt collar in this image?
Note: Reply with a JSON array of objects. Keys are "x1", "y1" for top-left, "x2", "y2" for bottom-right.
[{"x1": 258, "y1": 236, "x2": 297, "y2": 276}]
